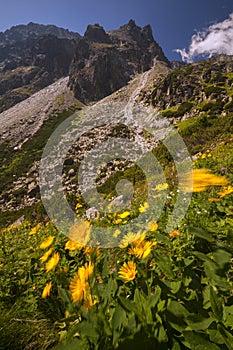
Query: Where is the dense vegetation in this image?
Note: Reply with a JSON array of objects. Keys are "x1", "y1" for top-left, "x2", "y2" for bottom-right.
[{"x1": 1, "y1": 116, "x2": 233, "y2": 349}]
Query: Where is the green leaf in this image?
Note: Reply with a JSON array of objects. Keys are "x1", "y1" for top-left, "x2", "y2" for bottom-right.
[
  {"x1": 53, "y1": 339, "x2": 87, "y2": 350},
  {"x1": 77, "y1": 321, "x2": 99, "y2": 338},
  {"x1": 158, "y1": 325, "x2": 168, "y2": 343},
  {"x1": 170, "y1": 280, "x2": 182, "y2": 294},
  {"x1": 112, "y1": 304, "x2": 127, "y2": 330},
  {"x1": 183, "y1": 331, "x2": 221, "y2": 350},
  {"x1": 146, "y1": 286, "x2": 161, "y2": 309},
  {"x1": 210, "y1": 287, "x2": 223, "y2": 321},
  {"x1": 100, "y1": 277, "x2": 118, "y2": 303},
  {"x1": 217, "y1": 324, "x2": 233, "y2": 350},
  {"x1": 213, "y1": 249, "x2": 232, "y2": 268},
  {"x1": 224, "y1": 305, "x2": 233, "y2": 327},
  {"x1": 118, "y1": 296, "x2": 141, "y2": 318},
  {"x1": 154, "y1": 252, "x2": 175, "y2": 278},
  {"x1": 166, "y1": 300, "x2": 188, "y2": 332},
  {"x1": 207, "y1": 329, "x2": 224, "y2": 345},
  {"x1": 186, "y1": 314, "x2": 214, "y2": 331},
  {"x1": 102, "y1": 254, "x2": 110, "y2": 278},
  {"x1": 189, "y1": 227, "x2": 215, "y2": 242},
  {"x1": 134, "y1": 288, "x2": 145, "y2": 312},
  {"x1": 167, "y1": 300, "x2": 189, "y2": 318}
]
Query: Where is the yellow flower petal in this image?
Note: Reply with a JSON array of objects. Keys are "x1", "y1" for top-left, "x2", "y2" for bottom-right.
[
  {"x1": 46, "y1": 253, "x2": 60, "y2": 272},
  {"x1": 40, "y1": 248, "x2": 54, "y2": 263},
  {"x1": 40, "y1": 236, "x2": 55, "y2": 249},
  {"x1": 42, "y1": 281, "x2": 52, "y2": 298},
  {"x1": 119, "y1": 211, "x2": 130, "y2": 219}
]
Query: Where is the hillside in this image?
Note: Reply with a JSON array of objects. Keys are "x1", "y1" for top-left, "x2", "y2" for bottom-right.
[{"x1": 0, "y1": 20, "x2": 233, "y2": 350}]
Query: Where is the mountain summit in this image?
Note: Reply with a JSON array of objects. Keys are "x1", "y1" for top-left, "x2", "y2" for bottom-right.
[{"x1": 69, "y1": 20, "x2": 169, "y2": 103}]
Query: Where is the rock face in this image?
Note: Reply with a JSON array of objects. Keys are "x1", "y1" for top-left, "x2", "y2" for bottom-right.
[
  {"x1": 69, "y1": 20, "x2": 169, "y2": 103},
  {"x1": 0, "y1": 23, "x2": 80, "y2": 112},
  {"x1": 143, "y1": 54, "x2": 233, "y2": 116}
]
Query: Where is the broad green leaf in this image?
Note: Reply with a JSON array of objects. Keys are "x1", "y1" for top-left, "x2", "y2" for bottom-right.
[
  {"x1": 194, "y1": 251, "x2": 212, "y2": 263},
  {"x1": 189, "y1": 227, "x2": 214, "y2": 242},
  {"x1": 213, "y1": 249, "x2": 232, "y2": 268},
  {"x1": 207, "y1": 329, "x2": 224, "y2": 345},
  {"x1": 112, "y1": 304, "x2": 127, "y2": 330},
  {"x1": 167, "y1": 300, "x2": 189, "y2": 318},
  {"x1": 158, "y1": 325, "x2": 168, "y2": 343},
  {"x1": 154, "y1": 252, "x2": 175, "y2": 278},
  {"x1": 210, "y1": 287, "x2": 223, "y2": 321},
  {"x1": 171, "y1": 339, "x2": 181, "y2": 350},
  {"x1": 100, "y1": 277, "x2": 118, "y2": 302},
  {"x1": 186, "y1": 314, "x2": 214, "y2": 331},
  {"x1": 166, "y1": 300, "x2": 188, "y2": 332},
  {"x1": 217, "y1": 324, "x2": 233, "y2": 350},
  {"x1": 77, "y1": 321, "x2": 99, "y2": 338},
  {"x1": 53, "y1": 339, "x2": 87, "y2": 350},
  {"x1": 146, "y1": 286, "x2": 161, "y2": 309},
  {"x1": 118, "y1": 296, "x2": 141, "y2": 319},
  {"x1": 224, "y1": 305, "x2": 233, "y2": 327},
  {"x1": 134, "y1": 288, "x2": 145, "y2": 312},
  {"x1": 183, "y1": 331, "x2": 221, "y2": 350}
]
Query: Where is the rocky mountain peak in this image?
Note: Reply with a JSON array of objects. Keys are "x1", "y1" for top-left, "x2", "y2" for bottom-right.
[
  {"x1": 0, "y1": 22, "x2": 80, "y2": 44},
  {"x1": 69, "y1": 20, "x2": 169, "y2": 103},
  {"x1": 84, "y1": 24, "x2": 111, "y2": 43}
]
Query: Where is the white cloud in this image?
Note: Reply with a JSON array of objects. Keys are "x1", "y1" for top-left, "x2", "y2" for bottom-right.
[{"x1": 176, "y1": 13, "x2": 233, "y2": 62}]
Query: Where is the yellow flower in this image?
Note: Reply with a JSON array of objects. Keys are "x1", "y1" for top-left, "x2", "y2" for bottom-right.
[
  {"x1": 76, "y1": 203, "x2": 83, "y2": 209},
  {"x1": 113, "y1": 229, "x2": 121, "y2": 238},
  {"x1": 208, "y1": 198, "x2": 221, "y2": 202},
  {"x1": 154, "y1": 183, "x2": 169, "y2": 191},
  {"x1": 46, "y1": 252, "x2": 60, "y2": 272},
  {"x1": 40, "y1": 248, "x2": 54, "y2": 263},
  {"x1": 128, "y1": 241, "x2": 155, "y2": 259},
  {"x1": 84, "y1": 246, "x2": 100, "y2": 257},
  {"x1": 69, "y1": 221, "x2": 91, "y2": 245},
  {"x1": 119, "y1": 211, "x2": 130, "y2": 219},
  {"x1": 65, "y1": 239, "x2": 84, "y2": 251},
  {"x1": 218, "y1": 185, "x2": 233, "y2": 198},
  {"x1": 119, "y1": 231, "x2": 146, "y2": 248},
  {"x1": 113, "y1": 218, "x2": 122, "y2": 225},
  {"x1": 70, "y1": 274, "x2": 89, "y2": 303},
  {"x1": 148, "y1": 221, "x2": 158, "y2": 231},
  {"x1": 40, "y1": 236, "x2": 55, "y2": 249},
  {"x1": 42, "y1": 281, "x2": 52, "y2": 298},
  {"x1": 169, "y1": 230, "x2": 180, "y2": 237},
  {"x1": 139, "y1": 202, "x2": 149, "y2": 213},
  {"x1": 83, "y1": 294, "x2": 96, "y2": 310},
  {"x1": 28, "y1": 223, "x2": 41, "y2": 235},
  {"x1": 79, "y1": 262, "x2": 94, "y2": 281},
  {"x1": 69, "y1": 262, "x2": 94, "y2": 303},
  {"x1": 118, "y1": 261, "x2": 137, "y2": 282},
  {"x1": 181, "y1": 168, "x2": 228, "y2": 192}
]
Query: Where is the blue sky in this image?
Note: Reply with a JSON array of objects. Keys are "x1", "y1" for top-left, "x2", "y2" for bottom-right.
[{"x1": 0, "y1": 0, "x2": 233, "y2": 60}]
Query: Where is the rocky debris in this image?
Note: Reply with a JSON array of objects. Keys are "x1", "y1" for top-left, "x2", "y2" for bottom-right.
[
  {"x1": 0, "y1": 77, "x2": 81, "y2": 146},
  {"x1": 0, "y1": 60, "x2": 166, "y2": 212},
  {"x1": 69, "y1": 20, "x2": 169, "y2": 103}
]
